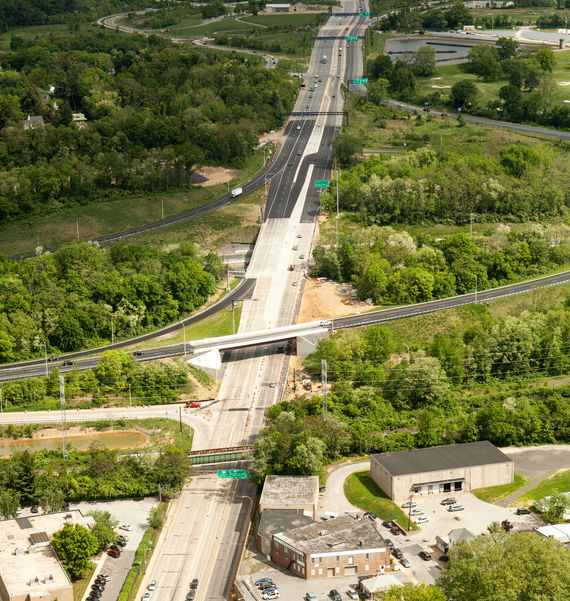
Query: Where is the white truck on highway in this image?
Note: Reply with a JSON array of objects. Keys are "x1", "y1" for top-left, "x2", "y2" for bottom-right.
[{"x1": 231, "y1": 187, "x2": 243, "y2": 198}]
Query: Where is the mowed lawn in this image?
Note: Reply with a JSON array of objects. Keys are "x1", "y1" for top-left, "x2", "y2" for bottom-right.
[
  {"x1": 344, "y1": 471, "x2": 418, "y2": 530},
  {"x1": 472, "y1": 473, "x2": 528, "y2": 504},
  {"x1": 415, "y1": 49, "x2": 570, "y2": 107},
  {"x1": 518, "y1": 469, "x2": 570, "y2": 503}
]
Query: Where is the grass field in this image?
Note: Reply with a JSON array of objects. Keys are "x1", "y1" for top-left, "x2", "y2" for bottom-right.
[
  {"x1": 472, "y1": 473, "x2": 528, "y2": 504},
  {"x1": 72, "y1": 561, "x2": 96, "y2": 601},
  {"x1": 0, "y1": 148, "x2": 267, "y2": 256},
  {"x1": 182, "y1": 17, "x2": 255, "y2": 36},
  {"x1": 469, "y1": 7, "x2": 554, "y2": 25},
  {"x1": 344, "y1": 470, "x2": 418, "y2": 531},
  {"x1": 245, "y1": 14, "x2": 324, "y2": 27},
  {"x1": 519, "y1": 469, "x2": 570, "y2": 503},
  {"x1": 0, "y1": 24, "x2": 72, "y2": 50}
]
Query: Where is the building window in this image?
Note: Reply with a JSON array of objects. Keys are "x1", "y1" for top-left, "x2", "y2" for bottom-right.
[
  {"x1": 311, "y1": 557, "x2": 315, "y2": 565},
  {"x1": 336, "y1": 556, "x2": 339, "y2": 562},
  {"x1": 348, "y1": 556, "x2": 354, "y2": 564},
  {"x1": 311, "y1": 569, "x2": 315, "y2": 576},
  {"x1": 318, "y1": 569, "x2": 323, "y2": 575},
  {"x1": 365, "y1": 553, "x2": 369, "y2": 560},
  {"x1": 365, "y1": 565, "x2": 369, "y2": 571}
]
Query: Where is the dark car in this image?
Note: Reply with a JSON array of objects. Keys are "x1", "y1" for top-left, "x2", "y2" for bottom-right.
[
  {"x1": 419, "y1": 551, "x2": 431, "y2": 561},
  {"x1": 259, "y1": 582, "x2": 276, "y2": 590},
  {"x1": 255, "y1": 579, "x2": 274, "y2": 587},
  {"x1": 133, "y1": 351, "x2": 144, "y2": 357},
  {"x1": 108, "y1": 548, "x2": 120, "y2": 558},
  {"x1": 329, "y1": 590, "x2": 342, "y2": 601},
  {"x1": 30, "y1": 505, "x2": 39, "y2": 513},
  {"x1": 91, "y1": 585, "x2": 105, "y2": 592},
  {"x1": 516, "y1": 508, "x2": 531, "y2": 515},
  {"x1": 392, "y1": 548, "x2": 403, "y2": 560},
  {"x1": 190, "y1": 579, "x2": 198, "y2": 590},
  {"x1": 440, "y1": 497, "x2": 456, "y2": 506},
  {"x1": 363, "y1": 512, "x2": 377, "y2": 521},
  {"x1": 62, "y1": 360, "x2": 75, "y2": 366},
  {"x1": 385, "y1": 538, "x2": 394, "y2": 550},
  {"x1": 89, "y1": 592, "x2": 102, "y2": 599},
  {"x1": 391, "y1": 525, "x2": 405, "y2": 535},
  {"x1": 115, "y1": 539, "x2": 127, "y2": 547},
  {"x1": 186, "y1": 592, "x2": 195, "y2": 601},
  {"x1": 87, "y1": 596, "x2": 100, "y2": 601},
  {"x1": 381, "y1": 521, "x2": 392, "y2": 529},
  {"x1": 95, "y1": 577, "x2": 107, "y2": 585}
]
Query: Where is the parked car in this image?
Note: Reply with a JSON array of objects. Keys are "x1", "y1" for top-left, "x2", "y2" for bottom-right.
[
  {"x1": 415, "y1": 516, "x2": 430, "y2": 524},
  {"x1": 410, "y1": 509, "x2": 424, "y2": 515},
  {"x1": 401, "y1": 558, "x2": 412, "y2": 568},
  {"x1": 347, "y1": 589, "x2": 358, "y2": 600},
  {"x1": 148, "y1": 581, "x2": 156, "y2": 591},
  {"x1": 255, "y1": 579, "x2": 274, "y2": 587},
  {"x1": 329, "y1": 590, "x2": 342, "y2": 601},
  {"x1": 363, "y1": 512, "x2": 376, "y2": 521},
  {"x1": 108, "y1": 548, "x2": 120, "y2": 558},
  {"x1": 119, "y1": 523, "x2": 132, "y2": 531},
  {"x1": 381, "y1": 521, "x2": 392, "y2": 529},
  {"x1": 259, "y1": 582, "x2": 276, "y2": 590},
  {"x1": 186, "y1": 592, "x2": 195, "y2": 601},
  {"x1": 385, "y1": 538, "x2": 394, "y2": 550},
  {"x1": 419, "y1": 551, "x2": 432, "y2": 561},
  {"x1": 89, "y1": 592, "x2": 102, "y2": 599},
  {"x1": 262, "y1": 588, "x2": 279, "y2": 595},
  {"x1": 391, "y1": 524, "x2": 405, "y2": 535},
  {"x1": 402, "y1": 501, "x2": 417, "y2": 509},
  {"x1": 116, "y1": 539, "x2": 127, "y2": 547},
  {"x1": 109, "y1": 544, "x2": 122, "y2": 552},
  {"x1": 117, "y1": 535, "x2": 128, "y2": 542},
  {"x1": 30, "y1": 505, "x2": 39, "y2": 513},
  {"x1": 440, "y1": 498, "x2": 456, "y2": 505},
  {"x1": 305, "y1": 594, "x2": 317, "y2": 601},
  {"x1": 262, "y1": 592, "x2": 279, "y2": 601},
  {"x1": 98, "y1": 574, "x2": 110, "y2": 582},
  {"x1": 190, "y1": 579, "x2": 198, "y2": 590},
  {"x1": 516, "y1": 508, "x2": 531, "y2": 515},
  {"x1": 448, "y1": 504, "x2": 465, "y2": 512},
  {"x1": 91, "y1": 585, "x2": 105, "y2": 592},
  {"x1": 392, "y1": 548, "x2": 403, "y2": 560}
]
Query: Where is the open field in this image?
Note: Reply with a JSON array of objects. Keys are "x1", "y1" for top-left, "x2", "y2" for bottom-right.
[
  {"x1": 469, "y1": 7, "x2": 555, "y2": 25},
  {"x1": 0, "y1": 24, "x2": 72, "y2": 50},
  {"x1": 519, "y1": 469, "x2": 570, "y2": 503},
  {"x1": 472, "y1": 473, "x2": 528, "y2": 504},
  {"x1": 245, "y1": 14, "x2": 325, "y2": 27},
  {"x1": 0, "y1": 149, "x2": 267, "y2": 256},
  {"x1": 344, "y1": 471, "x2": 418, "y2": 530}
]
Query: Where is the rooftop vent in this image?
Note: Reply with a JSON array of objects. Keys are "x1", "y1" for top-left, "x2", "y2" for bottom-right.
[
  {"x1": 358, "y1": 540, "x2": 364, "y2": 546},
  {"x1": 44, "y1": 574, "x2": 54, "y2": 583}
]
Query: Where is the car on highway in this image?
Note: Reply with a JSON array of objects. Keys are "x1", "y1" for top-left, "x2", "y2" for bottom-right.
[
  {"x1": 347, "y1": 589, "x2": 358, "y2": 600},
  {"x1": 448, "y1": 504, "x2": 465, "y2": 512},
  {"x1": 297, "y1": 151, "x2": 302, "y2": 155},
  {"x1": 269, "y1": 382, "x2": 276, "y2": 388},
  {"x1": 419, "y1": 551, "x2": 432, "y2": 561},
  {"x1": 297, "y1": 233, "x2": 302, "y2": 238},
  {"x1": 299, "y1": 254, "x2": 305, "y2": 259},
  {"x1": 62, "y1": 360, "x2": 75, "y2": 366},
  {"x1": 185, "y1": 401, "x2": 201, "y2": 408},
  {"x1": 410, "y1": 509, "x2": 424, "y2": 515},
  {"x1": 108, "y1": 548, "x2": 120, "y2": 558},
  {"x1": 440, "y1": 498, "x2": 456, "y2": 505},
  {"x1": 288, "y1": 162, "x2": 292, "y2": 166},
  {"x1": 292, "y1": 281, "x2": 298, "y2": 286},
  {"x1": 401, "y1": 558, "x2": 412, "y2": 568},
  {"x1": 296, "y1": 125, "x2": 301, "y2": 130},
  {"x1": 48, "y1": 355, "x2": 60, "y2": 362},
  {"x1": 190, "y1": 579, "x2": 198, "y2": 590},
  {"x1": 133, "y1": 351, "x2": 143, "y2": 357},
  {"x1": 119, "y1": 523, "x2": 132, "y2": 531},
  {"x1": 415, "y1": 516, "x2": 430, "y2": 524},
  {"x1": 329, "y1": 590, "x2": 342, "y2": 601}
]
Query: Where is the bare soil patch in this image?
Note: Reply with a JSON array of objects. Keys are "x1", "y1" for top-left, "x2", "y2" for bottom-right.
[
  {"x1": 191, "y1": 165, "x2": 238, "y2": 186},
  {"x1": 298, "y1": 278, "x2": 371, "y2": 323}
]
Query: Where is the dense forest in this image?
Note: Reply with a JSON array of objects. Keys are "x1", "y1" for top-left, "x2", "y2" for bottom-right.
[
  {"x1": 0, "y1": 30, "x2": 297, "y2": 220},
  {"x1": 251, "y1": 299, "x2": 570, "y2": 481},
  {"x1": 0, "y1": 242, "x2": 223, "y2": 362}
]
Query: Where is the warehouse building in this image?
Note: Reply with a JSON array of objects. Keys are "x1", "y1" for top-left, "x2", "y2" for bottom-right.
[
  {"x1": 371, "y1": 441, "x2": 514, "y2": 501},
  {"x1": 259, "y1": 475, "x2": 320, "y2": 519},
  {"x1": 272, "y1": 515, "x2": 390, "y2": 580}
]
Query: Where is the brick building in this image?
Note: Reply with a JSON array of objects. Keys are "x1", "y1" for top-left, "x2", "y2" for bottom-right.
[{"x1": 271, "y1": 515, "x2": 390, "y2": 580}]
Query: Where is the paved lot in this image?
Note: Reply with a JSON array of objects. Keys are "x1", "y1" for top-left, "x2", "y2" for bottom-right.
[
  {"x1": 70, "y1": 497, "x2": 159, "y2": 601},
  {"x1": 504, "y1": 445, "x2": 570, "y2": 479}
]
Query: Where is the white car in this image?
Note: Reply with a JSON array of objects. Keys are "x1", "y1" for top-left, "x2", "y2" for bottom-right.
[
  {"x1": 305, "y1": 595, "x2": 317, "y2": 601},
  {"x1": 415, "y1": 516, "x2": 430, "y2": 524},
  {"x1": 296, "y1": 125, "x2": 301, "y2": 130},
  {"x1": 142, "y1": 593, "x2": 151, "y2": 601},
  {"x1": 448, "y1": 504, "x2": 465, "y2": 512},
  {"x1": 402, "y1": 502, "x2": 416, "y2": 509},
  {"x1": 410, "y1": 509, "x2": 424, "y2": 515},
  {"x1": 119, "y1": 523, "x2": 133, "y2": 531},
  {"x1": 148, "y1": 582, "x2": 156, "y2": 592},
  {"x1": 347, "y1": 589, "x2": 358, "y2": 600},
  {"x1": 262, "y1": 592, "x2": 279, "y2": 600}
]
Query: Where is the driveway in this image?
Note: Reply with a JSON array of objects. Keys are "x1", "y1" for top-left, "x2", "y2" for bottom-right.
[
  {"x1": 318, "y1": 460, "x2": 369, "y2": 517},
  {"x1": 70, "y1": 497, "x2": 159, "y2": 601}
]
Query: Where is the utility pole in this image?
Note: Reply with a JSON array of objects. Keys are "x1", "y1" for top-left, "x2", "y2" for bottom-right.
[
  {"x1": 473, "y1": 273, "x2": 478, "y2": 303},
  {"x1": 321, "y1": 359, "x2": 327, "y2": 418},
  {"x1": 179, "y1": 405, "x2": 182, "y2": 433},
  {"x1": 59, "y1": 375, "x2": 68, "y2": 459},
  {"x1": 232, "y1": 301, "x2": 236, "y2": 335},
  {"x1": 111, "y1": 315, "x2": 114, "y2": 344},
  {"x1": 0, "y1": 389, "x2": 2, "y2": 415},
  {"x1": 470, "y1": 213, "x2": 473, "y2": 237},
  {"x1": 43, "y1": 340, "x2": 48, "y2": 376},
  {"x1": 335, "y1": 167, "x2": 340, "y2": 247},
  {"x1": 403, "y1": 343, "x2": 410, "y2": 362},
  {"x1": 76, "y1": 218, "x2": 80, "y2": 243},
  {"x1": 293, "y1": 369, "x2": 297, "y2": 393}
]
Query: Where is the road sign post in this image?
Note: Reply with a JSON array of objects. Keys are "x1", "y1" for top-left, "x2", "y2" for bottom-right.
[{"x1": 315, "y1": 180, "x2": 329, "y2": 188}]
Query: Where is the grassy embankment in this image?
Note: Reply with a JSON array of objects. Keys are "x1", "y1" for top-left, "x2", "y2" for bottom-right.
[
  {"x1": 344, "y1": 470, "x2": 419, "y2": 531},
  {"x1": 472, "y1": 473, "x2": 529, "y2": 504},
  {"x1": 519, "y1": 469, "x2": 570, "y2": 503},
  {"x1": 0, "y1": 145, "x2": 268, "y2": 256},
  {"x1": 72, "y1": 561, "x2": 97, "y2": 601}
]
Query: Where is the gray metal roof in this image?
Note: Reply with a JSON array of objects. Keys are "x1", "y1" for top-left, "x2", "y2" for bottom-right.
[
  {"x1": 258, "y1": 509, "x2": 314, "y2": 541},
  {"x1": 371, "y1": 441, "x2": 512, "y2": 477}
]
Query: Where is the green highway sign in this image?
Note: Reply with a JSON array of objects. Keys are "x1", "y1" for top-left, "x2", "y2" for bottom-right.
[
  {"x1": 358, "y1": 12, "x2": 370, "y2": 17},
  {"x1": 346, "y1": 36, "x2": 358, "y2": 41},
  {"x1": 315, "y1": 180, "x2": 329, "y2": 188},
  {"x1": 218, "y1": 469, "x2": 250, "y2": 479},
  {"x1": 353, "y1": 78, "x2": 369, "y2": 85}
]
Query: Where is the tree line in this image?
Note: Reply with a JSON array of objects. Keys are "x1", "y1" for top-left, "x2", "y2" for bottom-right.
[
  {"x1": 0, "y1": 30, "x2": 298, "y2": 220},
  {"x1": 0, "y1": 242, "x2": 222, "y2": 362},
  {"x1": 251, "y1": 300, "x2": 570, "y2": 482}
]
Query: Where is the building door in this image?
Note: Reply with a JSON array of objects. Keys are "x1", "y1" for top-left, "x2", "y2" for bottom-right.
[
  {"x1": 454, "y1": 481, "x2": 463, "y2": 491},
  {"x1": 420, "y1": 485, "x2": 429, "y2": 495},
  {"x1": 327, "y1": 568, "x2": 335, "y2": 577},
  {"x1": 345, "y1": 566, "x2": 358, "y2": 576},
  {"x1": 443, "y1": 482, "x2": 451, "y2": 492}
]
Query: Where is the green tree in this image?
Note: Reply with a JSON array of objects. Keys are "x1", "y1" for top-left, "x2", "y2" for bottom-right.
[
  {"x1": 499, "y1": 84, "x2": 523, "y2": 119},
  {"x1": 52, "y1": 523, "x2": 99, "y2": 580},
  {"x1": 450, "y1": 80, "x2": 479, "y2": 109},
  {"x1": 534, "y1": 493, "x2": 570, "y2": 523},
  {"x1": 410, "y1": 46, "x2": 437, "y2": 76},
  {"x1": 154, "y1": 446, "x2": 191, "y2": 497},
  {"x1": 445, "y1": 2, "x2": 471, "y2": 28},
  {"x1": 367, "y1": 78, "x2": 389, "y2": 106},
  {"x1": 496, "y1": 37, "x2": 519, "y2": 61},
  {"x1": 10, "y1": 450, "x2": 38, "y2": 506},
  {"x1": 388, "y1": 60, "x2": 416, "y2": 93},
  {"x1": 40, "y1": 488, "x2": 67, "y2": 514},
  {"x1": 500, "y1": 144, "x2": 541, "y2": 178},
  {"x1": 148, "y1": 506, "x2": 164, "y2": 529},
  {"x1": 94, "y1": 350, "x2": 135, "y2": 391},
  {"x1": 383, "y1": 583, "x2": 446, "y2": 601},
  {"x1": 534, "y1": 47, "x2": 556, "y2": 72},
  {"x1": 88, "y1": 510, "x2": 118, "y2": 553},
  {"x1": 332, "y1": 133, "x2": 363, "y2": 168},
  {"x1": 0, "y1": 490, "x2": 20, "y2": 519},
  {"x1": 467, "y1": 45, "x2": 500, "y2": 81},
  {"x1": 437, "y1": 531, "x2": 570, "y2": 601}
]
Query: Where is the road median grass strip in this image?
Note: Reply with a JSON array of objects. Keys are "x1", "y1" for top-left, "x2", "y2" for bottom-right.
[
  {"x1": 344, "y1": 470, "x2": 418, "y2": 531},
  {"x1": 472, "y1": 473, "x2": 528, "y2": 504}
]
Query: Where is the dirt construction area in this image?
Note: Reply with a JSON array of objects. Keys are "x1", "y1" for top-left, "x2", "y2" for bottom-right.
[{"x1": 298, "y1": 279, "x2": 371, "y2": 323}]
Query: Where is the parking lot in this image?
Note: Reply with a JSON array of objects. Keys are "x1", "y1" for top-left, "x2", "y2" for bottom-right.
[{"x1": 70, "y1": 497, "x2": 159, "y2": 601}]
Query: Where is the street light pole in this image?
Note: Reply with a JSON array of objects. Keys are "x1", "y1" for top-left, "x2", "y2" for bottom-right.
[
  {"x1": 183, "y1": 323, "x2": 187, "y2": 357},
  {"x1": 473, "y1": 274, "x2": 478, "y2": 303}
]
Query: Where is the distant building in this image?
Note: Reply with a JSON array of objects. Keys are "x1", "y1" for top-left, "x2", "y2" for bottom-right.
[
  {"x1": 265, "y1": 4, "x2": 291, "y2": 13},
  {"x1": 22, "y1": 115, "x2": 45, "y2": 130},
  {"x1": 0, "y1": 510, "x2": 95, "y2": 601},
  {"x1": 535, "y1": 524, "x2": 570, "y2": 547},
  {"x1": 436, "y1": 527, "x2": 475, "y2": 553},
  {"x1": 257, "y1": 509, "x2": 314, "y2": 556},
  {"x1": 371, "y1": 441, "x2": 514, "y2": 501},
  {"x1": 463, "y1": 25, "x2": 476, "y2": 32},
  {"x1": 271, "y1": 515, "x2": 390, "y2": 580},
  {"x1": 259, "y1": 475, "x2": 320, "y2": 519}
]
